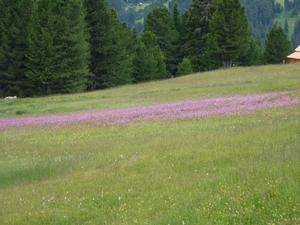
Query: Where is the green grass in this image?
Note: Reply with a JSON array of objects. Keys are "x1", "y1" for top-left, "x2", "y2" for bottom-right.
[
  {"x1": 276, "y1": 0, "x2": 294, "y2": 6},
  {"x1": 1, "y1": 64, "x2": 300, "y2": 118},
  {"x1": 1, "y1": 64, "x2": 300, "y2": 224},
  {"x1": 135, "y1": 2, "x2": 151, "y2": 11}
]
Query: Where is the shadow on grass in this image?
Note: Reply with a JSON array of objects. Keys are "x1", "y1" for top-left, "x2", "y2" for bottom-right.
[{"x1": 0, "y1": 160, "x2": 74, "y2": 188}]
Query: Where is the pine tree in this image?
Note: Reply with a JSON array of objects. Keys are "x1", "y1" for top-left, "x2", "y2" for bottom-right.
[
  {"x1": 264, "y1": 25, "x2": 292, "y2": 64},
  {"x1": 132, "y1": 39, "x2": 157, "y2": 83},
  {"x1": 0, "y1": 0, "x2": 34, "y2": 97},
  {"x1": 172, "y1": 2, "x2": 180, "y2": 32},
  {"x1": 100, "y1": 9, "x2": 133, "y2": 88},
  {"x1": 171, "y1": 1, "x2": 184, "y2": 75},
  {"x1": 141, "y1": 31, "x2": 168, "y2": 80},
  {"x1": 237, "y1": 38, "x2": 263, "y2": 66},
  {"x1": 25, "y1": 0, "x2": 90, "y2": 96},
  {"x1": 284, "y1": 18, "x2": 289, "y2": 35},
  {"x1": 0, "y1": 1, "x2": 11, "y2": 97},
  {"x1": 208, "y1": 0, "x2": 251, "y2": 68},
  {"x1": 176, "y1": 57, "x2": 193, "y2": 76},
  {"x1": 182, "y1": 0, "x2": 217, "y2": 72},
  {"x1": 144, "y1": 6, "x2": 179, "y2": 76},
  {"x1": 291, "y1": 18, "x2": 300, "y2": 49},
  {"x1": 85, "y1": 0, "x2": 132, "y2": 89}
]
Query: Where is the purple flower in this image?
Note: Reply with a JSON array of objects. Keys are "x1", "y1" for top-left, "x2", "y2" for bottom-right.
[{"x1": 0, "y1": 91, "x2": 299, "y2": 129}]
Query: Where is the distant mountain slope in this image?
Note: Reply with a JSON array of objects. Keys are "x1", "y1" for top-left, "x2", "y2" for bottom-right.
[
  {"x1": 108, "y1": 0, "x2": 191, "y2": 31},
  {"x1": 108, "y1": 0, "x2": 300, "y2": 47}
]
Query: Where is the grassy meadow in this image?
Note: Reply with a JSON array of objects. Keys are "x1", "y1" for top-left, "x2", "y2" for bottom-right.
[{"x1": 1, "y1": 64, "x2": 300, "y2": 224}]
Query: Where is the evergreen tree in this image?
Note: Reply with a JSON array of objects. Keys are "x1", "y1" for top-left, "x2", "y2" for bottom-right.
[
  {"x1": 172, "y1": 2, "x2": 180, "y2": 32},
  {"x1": 291, "y1": 18, "x2": 300, "y2": 49},
  {"x1": 176, "y1": 57, "x2": 193, "y2": 76},
  {"x1": 171, "y1": 1, "x2": 184, "y2": 75},
  {"x1": 26, "y1": 0, "x2": 90, "y2": 96},
  {"x1": 264, "y1": 25, "x2": 292, "y2": 64},
  {"x1": 100, "y1": 9, "x2": 133, "y2": 88},
  {"x1": 132, "y1": 39, "x2": 157, "y2": 83},
  {"x1": 0, "y1": 0, "x2": 12, "y2": 97},
  {"x1": 141, "y1": 31, "x2": 168, "y2": 80},
  {"x1": 275, "y1": 2, "x2": 283, "y2": 14},
  {"x1": 284, "y1": 0, "x2": 291, "y2": 11},
  {"x1": 85, "y1": 0, "x2": 132, "y2": 89},
  {"x1": 208, "y1": 0, "x2": 251, "y2": 68},
  {"x1": 144, "y1": 6, "x2": 179, "y2": 75},
  {"x1": 237, "y1": 38, "x2": 263, "y2": 66},
  {"x1": 0, "y1": 0, "x2": 34, "y2": 97},
  {"x1": 240, "y1": 0, "x2": 276, "y2": 46},
  {"x1": 182, "y1": 0, "x2": 217, "y2": 72},
  {"x1": 284, "y1": 18, "x2": 289, "y2": 35}
]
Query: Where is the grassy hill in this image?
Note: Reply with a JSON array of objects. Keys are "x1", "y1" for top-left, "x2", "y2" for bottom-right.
[
  {"x1": 1, "y1": 64, "x2": 300, "y2": 224},
  {"x1": 274, "y1": 0, "x2": 299, "y2": 39}
]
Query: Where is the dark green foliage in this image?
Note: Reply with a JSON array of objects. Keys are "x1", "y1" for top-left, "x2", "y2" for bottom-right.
[
  {"x1": 291, "y1": 18, "x2": 300, "y2": 49},
  {"x1": 25, "y1": 0, "x2": 90, "y2": 96},
  {"x1": 85, "y1": 0, "x2": 109, "y2": 89},
  {"x1": 144, "y1": 6, "x2": 179, "y2": 75},
  {"x1": 171, "y1": 2, "x2": 186, "y2": 75},
  {"x1": 172, "y1": 2, "x2": 180, "y2": 32},
  {"x1": 264, "y1": 25, "x2": 292, "y2": 64},
  {"x1": 0, "y1": 0, "x2": 34, "y2": 97},
  {"x1": 275, "y1": 2, "x2": 283, "y2": 14},
  {"x1": 140, "y1": 31, "x2": 168, "y2": 80},
  {"x1": 182, "y1": 0, "x2": 217, "y2": 72},
  {"x1": 240, "y1": 0, "x2": 277, "y2": 46},
  {"x1": 208, "y1": 0, "x2": 251, "y2": 68},
  {"x1": 176, "y1": 57, "x2": 193, "y2": 76},
  {"x1": 284, "y1": 18, "x2": 289, "y2": 35},
  {"x1": 284, "y1": 0, "x2": 291, "y2": 11},
  {"x1": 168, "y1": 0, "x2": 192, "y2": 13},
  {"x1": 237, "y1": 38, "x2": 263, "y2": 66},
  {"x1": 99, "y1": 10, "x2": 133, "y2": 88},
  {"x1": 132, "y1": 40, "x2": 157, "y2": 83},
  {"x1": 85, "y1": 0, "x2": 133, "y2": 89}
]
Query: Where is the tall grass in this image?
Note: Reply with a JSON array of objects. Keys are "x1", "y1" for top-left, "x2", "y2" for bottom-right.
[
  {"x1": 1, "y1": 64, "x2": 300, "y2": 118},
  {"x1": 1, "y1": 64, "x2": 300, "y2": 224}
]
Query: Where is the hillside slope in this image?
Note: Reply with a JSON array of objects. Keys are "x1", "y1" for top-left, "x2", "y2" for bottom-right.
[
  {"x1": 1, "y1": 63, "x2": 300, "y2": 224},
  {"x1": 109, "y1": 0, "x2": 300, "y2": 46}
]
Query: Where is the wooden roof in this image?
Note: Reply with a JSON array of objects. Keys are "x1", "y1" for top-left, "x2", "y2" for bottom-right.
[{"x1": 287, "y1": 45, "x2": 300, "y2": 59}]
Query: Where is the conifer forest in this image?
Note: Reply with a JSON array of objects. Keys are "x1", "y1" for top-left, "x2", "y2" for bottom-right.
[{"x1": 0, "y1": 0, "x2": 299, "y2": 97}]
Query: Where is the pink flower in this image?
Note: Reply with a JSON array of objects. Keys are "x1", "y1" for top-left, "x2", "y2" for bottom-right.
[{"x1": 0, "y1": 91, "x2": 299, "y2": 129}]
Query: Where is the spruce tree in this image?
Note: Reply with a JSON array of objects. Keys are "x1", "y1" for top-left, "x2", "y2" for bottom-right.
[
  {"x1": 144, "y1": 6, "x2": 179, "y2": 76},
  {"x1": 264, "y1": 25, "x2": 292, "y2": 64},
  {"x1": 0, "y1": 1, "x2": 11, "y2": 97},
  {"x1": 85, "y1": 1, "x2": 132, "y2": 89},
  {"x1": 0, "y1": 0, "x2": 34, "y2": 97},
  {"x1": 291, "y1": 18, "x2": 300, "y2": 49},
  {"x1": 132, "y1": 40, "x2": 157, "y2": 83},
  {"x1": 176, "y1": 57, "x2": 193, "y2": 76},
  {"x1": 237, "y1": 38, "x2": 263, "y2": 66},
  {"x1": 141, "y1": 31, "x2": 168, "y2": 80},
  {"x1": 284, "y1": 18, "x2": 289, "y2": 35},
  {"x1": 182, "y1": 0, "x2": 217, "y2": 72},
  {"x1": 25, "y1": 0, "x2": 90, "y2": 96},
  {"x1": 208, "y1": 0, "x2": 251, "y2": 68},
  {"x1": 171, "y1": 2, "x2": 184, "y2": 75},
  {"x1": 172, "y1": 2, "x2": 180, "y2": 33},
  {"x1": 98, "y1": 9, "x2": 133, "y2": 88}
]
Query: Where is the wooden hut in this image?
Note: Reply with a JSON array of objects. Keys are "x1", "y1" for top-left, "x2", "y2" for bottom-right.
[{"x1": 287, "y1": 45, "x2": 300, "y2": 63}]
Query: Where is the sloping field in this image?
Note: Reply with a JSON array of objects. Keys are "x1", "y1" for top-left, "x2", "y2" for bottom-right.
[{"x1": 1, "y1": 64, "x2": 300, "y2": 224}]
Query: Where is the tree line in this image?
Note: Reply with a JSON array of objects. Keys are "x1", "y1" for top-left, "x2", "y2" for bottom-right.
[{"x1": 0, "y1": 0, "x2": 293, "y2": 97}]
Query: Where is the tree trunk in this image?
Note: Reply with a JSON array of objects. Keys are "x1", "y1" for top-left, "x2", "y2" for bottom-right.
[{"x1": 223, "y1": 60, "x2": 232, "y2": 68}]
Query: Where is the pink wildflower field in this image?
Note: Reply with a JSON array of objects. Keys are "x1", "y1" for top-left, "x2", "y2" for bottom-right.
[{"x1": 1, "y1": 91, "x2": 299, "y2": 129}]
